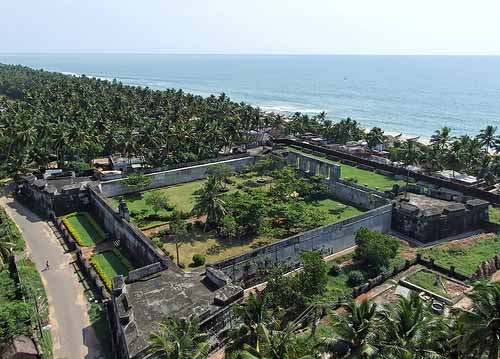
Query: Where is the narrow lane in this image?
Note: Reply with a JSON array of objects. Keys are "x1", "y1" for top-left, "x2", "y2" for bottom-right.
[{"x1": 1, "y1": 197, "x2": 104, "y2": 359}]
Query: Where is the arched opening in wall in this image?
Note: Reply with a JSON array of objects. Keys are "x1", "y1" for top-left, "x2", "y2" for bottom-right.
[
  {"x1": 305, "y1": 160, "x2": 310, "y2": 173},
  {"x1": 295, "y1": 156, "x2": 300, "y2": 169},
  {"x1": 325, "y1": 166, "x2": 331, "y2": 180}
]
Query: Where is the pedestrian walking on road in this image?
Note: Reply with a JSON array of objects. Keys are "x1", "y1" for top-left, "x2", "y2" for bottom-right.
[{"x1": 45, "y1": 260, "x2": 50, "y2": 270}]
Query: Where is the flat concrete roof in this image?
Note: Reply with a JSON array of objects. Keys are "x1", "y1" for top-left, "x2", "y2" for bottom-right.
[
  {"x1": 396, "y1": 193, "x2": 465, "y2": 217},
  {"x1": 116, "y1": 268, "x2": 242, "y2": 358}
]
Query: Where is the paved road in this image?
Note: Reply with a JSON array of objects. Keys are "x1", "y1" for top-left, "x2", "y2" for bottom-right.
[{"x1": 1, "y1": 197, "x2": 104, "y2": 359}]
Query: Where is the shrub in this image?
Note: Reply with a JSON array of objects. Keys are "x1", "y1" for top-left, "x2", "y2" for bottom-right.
[
  {"x1": 65, "y1": 160, "x2": 91, "y2": 172},
  {"x1": 152, "y1": 237, "x2": 163, "y2": 248},
  {"x1": 178, "y1": 262, "x2": 186, "y2": 269},
  {"x1": 220, "y1": 215, "x2": 237, "y2": 240},
  {"x1": 348, "y1": 270, "x2": 365, "y2": 286},
  {"x1": 123, "y1": 173, "x2": 152, "y2": 188},
  {"x1": 447, "y1": 247, "x2": 466, "y2": 256},
  {"x1": 192, "y1": 254, "x2": 206, "y2": 267},
  {"x1": 329, "y1": 264, "x2": 341, "y2": 276},
  {"x1": 186, "y1": 222, "x2": 193, "y2": 231},
  {"x1": 355, "y1": 228, "x2": 399, "y2": 274}
]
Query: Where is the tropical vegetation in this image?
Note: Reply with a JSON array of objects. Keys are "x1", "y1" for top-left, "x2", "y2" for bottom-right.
[{"x1": 0, "y1": 64, "x2": 265, "y2": 177}]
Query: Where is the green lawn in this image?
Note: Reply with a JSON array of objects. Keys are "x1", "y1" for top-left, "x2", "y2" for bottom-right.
[
  {"x1": 163, "y1": 228, "x2": 277, "y2": 267},
  {"x1": 490, "y1": 206, "x2": 500, "y2": 225},
  {"x1": 0, "y1": 207, "x2": 26, "y2": 251},
  {"x1": 418, "y1": 235, "x2": 500, "y2": 276},
  {"x1": 287, "y1": 146, "x2": 404, "y2": 190},
  {"x1": 90, "y1": 250, "x2": 134, "y2": 290},
  {"x1": 162, "y1": 196, "x2": 361, "y2": 267},
  {"x1": 112, "y1": 173, "x2": 273, "y2": 229},
  {"x1": 63, "y1": 212, "x2": 106, "y2": 246},
  {"x1": 314, "y1": 198, "x2": 362, "y2": 225},
  {"x1": 324, "y1": 250, "x2": 406, "y2": 301},
  {"x1": 405, "y1": 270, "x2": 451, "y2": 299}
]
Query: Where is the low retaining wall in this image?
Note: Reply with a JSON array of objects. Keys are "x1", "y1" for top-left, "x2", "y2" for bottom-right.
[
  {"x1": 210, "y1": 203, "x2": 392, "y2": 287},
  {"x1": 100, "y1": 156, "x2": 256, "y2": 197},
  {"x1": 351, "y1": 254, "x2": 472, "y2": 298}
]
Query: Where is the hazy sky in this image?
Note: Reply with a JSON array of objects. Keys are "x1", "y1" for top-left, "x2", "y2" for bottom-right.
[{"x1": 2, "y1": 0, "x2": 500, "y2": 54}]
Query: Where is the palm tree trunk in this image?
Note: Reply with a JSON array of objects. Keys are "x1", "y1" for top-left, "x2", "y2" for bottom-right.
[
  {"x1": 175, "y1": 241, "x2": 180, "y2": 266},
  {"x1": 404, "y1": 168, "x2": 410, "y2": 199}
]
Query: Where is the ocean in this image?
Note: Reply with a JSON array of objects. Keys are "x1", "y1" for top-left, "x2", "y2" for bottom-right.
[{"x1": 0, "y1": 53, "x2": 499, "y2": 139}]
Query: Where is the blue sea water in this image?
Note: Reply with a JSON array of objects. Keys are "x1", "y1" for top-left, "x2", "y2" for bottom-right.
[{"x1": 0, "y1": 53, "x2": 499, "y2": 138}]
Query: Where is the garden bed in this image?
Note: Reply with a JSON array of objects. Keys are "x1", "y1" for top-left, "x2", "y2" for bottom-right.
[
  {"x1": 417, "y1": 233, "x2": 500, "y2": 276},
  {"x1": 90, "y1": 249, "x2": 134, "y2": 290},
  {"x1": 404, "y1": 270, "x2": 453, "y2": 299},
  {"x1": 62, "y1": 212, "x2": 106, "y2": 246}
]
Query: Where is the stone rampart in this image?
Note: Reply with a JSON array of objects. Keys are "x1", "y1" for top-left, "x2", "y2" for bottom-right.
[
  {"x1": 88, "y1": 187, "x2": 171, "y2": 268},
  {"x1": 100, "y1": 156, "x2": 255, "y2": 197},
  {"x1": 210, "y1": 203, "x2": 392, "y2": 287}
]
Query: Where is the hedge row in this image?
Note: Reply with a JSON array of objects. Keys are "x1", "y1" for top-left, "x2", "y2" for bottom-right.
[
  {"x1": 62, "y1": 212, "x2": 106, "y2": 247},
  {"x1": 90, "y1": 249, "x2": 134, "y2": 291}
]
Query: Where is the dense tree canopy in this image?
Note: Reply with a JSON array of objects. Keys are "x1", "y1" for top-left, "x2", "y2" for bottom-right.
[{"x1": 0, "y1": 64, "x2": 264, "y2": 175}]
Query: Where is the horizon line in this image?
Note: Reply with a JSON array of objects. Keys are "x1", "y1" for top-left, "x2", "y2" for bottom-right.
[{"x1": 1, "y1": 51, "x2": 500, "y2": 57}]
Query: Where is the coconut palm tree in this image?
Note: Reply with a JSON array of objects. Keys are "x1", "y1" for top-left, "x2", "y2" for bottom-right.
[
  {"x1": 193, "y1": 176, "x2": 228, "y2": 230},
  {"x1": 399, "y1": 140, "x2": 422, "y2": 197},
  {"x1": 228, "y1": 292, "x2": 270, "y2": 354},
  {"x1": 477, "y1": 125, "x2": 498, "y2": 153},
  {"x1": 321, "y1": 299, "x2": 378, "y2": 358},
  {"x1": 366, "y1": 127, "x2": 386, "y2": 150},
  {"x1": 377, "y1": 294, "x2": 447, "y2": 358},
  {"x1": 430, "y1": 127, "x2": 453, "y2": 149},
  {"x1": 454, "y1": 283, "x2": 500, "y2": 359},
  {"x1": 148, "y1": 317, "x2": 210, "y2": 359},
  {"x1": 237, "y1": 319, "x2": 311, "y2": 359}
]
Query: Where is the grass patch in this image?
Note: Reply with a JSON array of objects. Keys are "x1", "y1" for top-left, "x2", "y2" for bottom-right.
[
  {"x1": 418, "y1": 235, "x2": 500, "y2": 276},
  {"x1": 90, "y1": 249, "x2": 134, "y2": 290},
  {"x1": 16, "y1": 258, "x2": 50, "y2": 323},
  {"x1": 314, "y1": 198, "x2": 362, "y2": 225},
  {"x1": 490, "y1": 206, "x2": 500, "y2": 225},
  {"x1": 161, "y1": 195, "x2": 361, "y2": 267},
  {"x1": 63, "y1": 212, "x2": 106, "y2": 246},
  {"x1": 0, "y1": 207, "x2": 26, "y2": 251},
  {"x1": 112, "y1": 173, "x2": 273, "y2": 229},
  {"x1": 120, "y1": 169, "x2": 363, "y2": 263},
  {"x1": 163, "y1": 228, "x2": 277, "y2": 267},
  {"x1": 287, "y1": 146, "x2": 404, "y2": 190},
  {"x1": 324, "y1": 251, "x2": 406, "y2": 301},
  {"x1": 406, "y1": 270, "x2": 451, "y2": 299}
]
